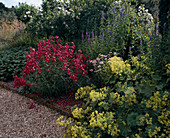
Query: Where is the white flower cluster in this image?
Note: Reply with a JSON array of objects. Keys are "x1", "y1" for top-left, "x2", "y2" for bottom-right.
[
  {"x1": 24, "y1": 11, "x2": 32, "y2": 18},
  {"x1": 114, "y1": 0, "x2": 122, "y2": 5},
  {"x1": 137, "y1": 5, "x2": 154, "y2": 24}
]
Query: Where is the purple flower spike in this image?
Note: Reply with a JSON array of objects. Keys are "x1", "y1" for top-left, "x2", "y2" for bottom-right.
[
  {"x1": 163, "y1": 26, "x2": 167, "y2": 30},
  {"x1": 135, "y1": 32, "x2": 137, "y2": 36},
  {"x1": 92, "y1": 31, "x2": 94, "y2": 38},
  {"x1": 140, "y1": 39, "x2": 142, "y2": 44},
  {"x1": 121, "y1": 6, "x2": 123, "y2": 12},
  {"x1": 120, "y1": 12, "x2": 123, "y2": 16},
  {"x1": 102, "y1": 11, "x2": 104, "y2": 15},
  {"x1": 150, "y1": 37, "x2": 152, "y2": 40},
  {"x1": 158, "y1": 29, "x2": 160, "y2": 33},
  {"x1": 110, "y1": 31, "x2": 112, "y2": 36},
  {"x1": 129, "y1": 47, "x2": 132, "y2": 51},
  {"x1": 107, "y1": 11, "x2": 110, "y2": 17},
  {"x1": 95, "y1": 33, "x2": 97, "y2": 38},
  {"x1": 102, "y1": 32, "x2": 104, "y2": 39},
  {"x1": 153, "y1": 43, "x2": 155, "y2": 48},
  {"x1": 82, "y1": 32, "x2": 84, "y2": 40},
  {"x1": 88, "y1": 35, "x2": 90, "y2": 42},
  {"x1": 91, "y1": 41, "x2": 93, "y2": 45},
  {"x1": 86, "y1": 32, "x2": 88, "y2": 36},
  {"x1": 112, "y1": 7, "x2": 115, "y2": 13}
]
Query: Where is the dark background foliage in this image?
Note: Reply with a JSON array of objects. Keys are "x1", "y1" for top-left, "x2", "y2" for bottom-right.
[{"x1": 0, "y1": 46, "x2": 29, "y2": 82}]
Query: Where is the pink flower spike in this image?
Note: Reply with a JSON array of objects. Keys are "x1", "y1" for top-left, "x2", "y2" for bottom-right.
[
  {"x1": 47, "y1": 69, "x2": 49, "y2": 71},
  {"x1": 55, "y1": 36, "x2": 59, "y2": 39},
  {"x1": 51, "y1": 36, "x2": 54, "y2": 39},
  {"x1": 78, "y1": 50, "x2": 82, "y2": 53}
]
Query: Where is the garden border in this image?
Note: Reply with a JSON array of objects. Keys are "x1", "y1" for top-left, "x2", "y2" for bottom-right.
[{"x1": 0, "y1": 81, "x2": 73, "y2": 117}]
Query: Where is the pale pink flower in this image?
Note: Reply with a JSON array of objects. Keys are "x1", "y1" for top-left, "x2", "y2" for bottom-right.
[
  {"x1": 96, "y1": 57, "x2": 100, "y2": 61},
  {"x1": 90, "y1": 69, "x2": 93, "y2": 72},
  {"x1": 100, "y1": 61, "x2": 104, "y2": 64}
]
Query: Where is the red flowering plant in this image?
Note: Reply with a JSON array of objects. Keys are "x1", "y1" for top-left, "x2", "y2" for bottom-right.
[{"x1": 13, "y1": 36, "x2": 90, "y2": 97}]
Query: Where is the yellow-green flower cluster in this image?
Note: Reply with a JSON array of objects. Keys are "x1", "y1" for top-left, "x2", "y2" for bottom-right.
[
  {"x1": 140, "y1": 91, "x2": 169, "y2": 137},
  {"x1": 70, "y1": 124, "x2": 91, "y2": 138},
  {"x1": 72, "y1": 107, "x2": 84, "y2": 119},
  {"x1": 129, "y1": 56, "x2": 153, "y2": 81},
  {"x1": 143, "y1": 91, "x2": 168, "y2": 110},
  {"x1": 89, "y1": 88, "x2": 107, "y2": 102},
  {"x1": 122, "y1": 91, "x2": 137, "y2": 106},
  {"x1": 126, "y1": 87, "x2": 135, "y2": 94},
  {"x1": 56, "y1": 116, "x2": 73, "y2": 128},
  {"x1": 89, "y1": 111, "x2": 120, "y2": 136},
  {"x1": 108, "y1": 123, "x2": 120, "y2": 137},
  {"x1": 107, "y1": 56, "x2": 131, "y2": 76},
  {"x1": 165, "y1": 63, "x2": 170, "y2": 74},
  {"x1": 56, "y1": 116, "x2": 66, "y2": 127},
  {"x1": 89, "y1": 111, "x2": 107, "y2": 130},
  {"x1": 75, "y1": 84, "x2": 96, "y2": 100},
  {"x1": 84, "y1": 106, "x2": 92, "y2": 114},
  {"x1": 139, "y1": 113, "x2": 152, "y2": 125},
  {"x1": 158, "y1": 109, "x2": 169, "y2": 126},
  {"x1": 110, "y1": 92, "x2": 121, "y2": 104},
  {"x1": 158, "y1": 109, "x2": 170, "y2": 136},
  {"x1": 56, "y1": 80, "x2": 169, "y2": 138},
  {"x1": 148, "y1": 126, "x2": 161, "y2": 137},
  {"x1": 131, "y1": 56, "x2": 148, "y2": 70},
  {"x1": 57, "y1": 116, "x2": 91, "y2": 138}
]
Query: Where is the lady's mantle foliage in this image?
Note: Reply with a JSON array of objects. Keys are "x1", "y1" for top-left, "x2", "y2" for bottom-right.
[{"x1": 56, "y1": 54, "x2": 169, "y2": 137}]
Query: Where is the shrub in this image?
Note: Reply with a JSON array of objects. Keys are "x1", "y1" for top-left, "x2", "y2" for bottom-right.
[
  {"x1": 0, "y1": 2, "x2": 9, "y2": 16},
  {"x1": 0, "y1": 46, "x2": 29, "y2": 81},
  {"x1": 56, "y1": 56, "x2": 169, "y2": 137},
  {"x1": 26, "y1": 0, "x2": 114, "y2": 41},
  {"x1": 13, "y1": 36, "x2": 90, "y2": 97},
  {"x1": 14, "y1": 2, "x2": 38, "y2": 24}
]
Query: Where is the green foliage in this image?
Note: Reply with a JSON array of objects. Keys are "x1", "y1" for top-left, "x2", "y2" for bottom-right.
[
  {"x1": 11, "y1": 31, "x2": 40, "y2": 49},
  {"x1": 14, "y1": 3, "x2": 38, "y2": 24},
  {"x1": 159, "y1": 0, "x2": 170, "y2": 35},
  {"x1": 78, "y1": 0, "x2": 158, "y2": 60},
  {"x1": 26, "y1": 0, "x2": 114, "y2": 41},
  {"x1": 57, "y1": 56, "x2": 170, "y2": 137},
  {"x1": 0, "y1": 8, "x2": 16, "y2": 22},
  {"x1": 0, "y1": 2, "x2": 9, "y2": 14},
  {"x1": 0, "y1": 46, "x2": 29, "y2": 82}
]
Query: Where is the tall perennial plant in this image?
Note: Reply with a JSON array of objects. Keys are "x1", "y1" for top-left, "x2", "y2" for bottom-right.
[{"x1": 13, "y1": 36, "x2": 90, "y2": 97}]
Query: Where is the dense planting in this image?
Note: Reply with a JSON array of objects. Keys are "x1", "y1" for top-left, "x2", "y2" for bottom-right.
[
  {"x1": 57, "y1": 56, "x2": 170, "y2": 137},
  {"x1": 0, "y1": 0, "x2": 169, "y2": 137}
]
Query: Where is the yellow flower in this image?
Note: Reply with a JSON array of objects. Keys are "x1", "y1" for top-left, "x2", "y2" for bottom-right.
[{"x1": 72, "y1": 107, "x2": 84, "y2": 119}]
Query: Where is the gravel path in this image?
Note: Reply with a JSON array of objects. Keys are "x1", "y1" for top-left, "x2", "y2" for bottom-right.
[{"x1": 0, "y1": 87, "x2": 67, "y2": 137}]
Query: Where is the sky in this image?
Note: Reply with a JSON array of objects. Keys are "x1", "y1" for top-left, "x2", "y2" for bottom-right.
[{"x1": 0, "y1": 0, "x2": 42, "y2": 8}]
